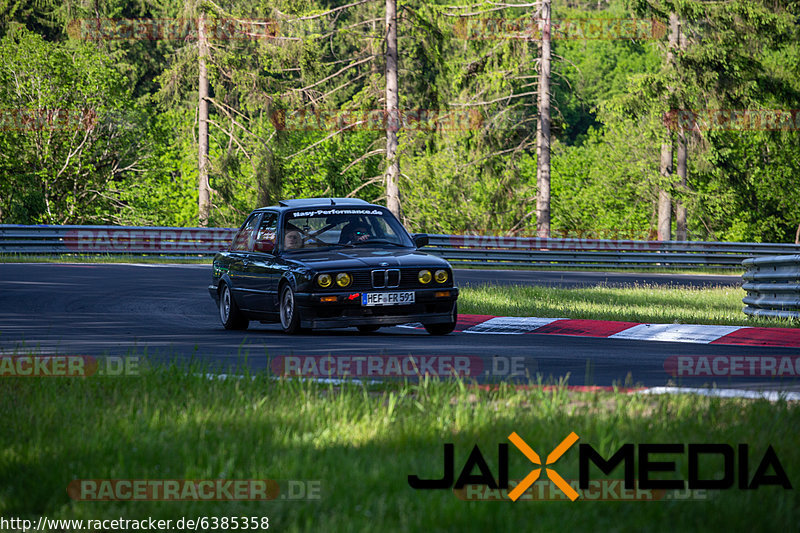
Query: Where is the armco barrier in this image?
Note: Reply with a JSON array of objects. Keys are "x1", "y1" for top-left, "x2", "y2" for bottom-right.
[
  {"x1": 2, "y1": 225, "x2": 800, "y2": 269},
  {"x1": 742, "y1": 255, "x2": 800, "y2": 319},
  {"x1": 426, "y1": 234, "x2": 800, "y2": 270},
  {"x1": 0, "y1": 225, "x2": 237, "y2": 255}
]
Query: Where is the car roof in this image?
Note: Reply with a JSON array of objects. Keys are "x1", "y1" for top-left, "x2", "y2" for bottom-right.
[{"x1": 255, "y1": 198, "x2": 375, "y2": 211}]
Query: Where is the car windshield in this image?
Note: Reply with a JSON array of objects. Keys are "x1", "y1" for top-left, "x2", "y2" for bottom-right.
[{"x1": 283, "y1": 207, "x2": 413, "y2": 250}]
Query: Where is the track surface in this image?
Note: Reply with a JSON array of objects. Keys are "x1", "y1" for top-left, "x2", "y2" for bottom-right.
[{"x1": 1, "y1": 263, "x2": 797, "y2": 390}]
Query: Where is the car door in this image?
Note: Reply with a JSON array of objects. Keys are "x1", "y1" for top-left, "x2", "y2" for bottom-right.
[
  {"x1": 228, "y1": 212, "x2": 261, "y2": 310},
  {"x1": 239, "y1": 211, "x2": 281, "y2": 313}
]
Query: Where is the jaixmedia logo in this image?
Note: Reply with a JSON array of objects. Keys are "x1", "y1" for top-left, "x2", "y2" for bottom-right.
[{"x1": 408, "y1": 432, "x2": 792, "y2": 502}]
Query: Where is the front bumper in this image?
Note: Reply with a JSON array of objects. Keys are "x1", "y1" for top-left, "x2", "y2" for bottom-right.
[{"x1": 295, "y1": 287, "x2": 458, "y2": 329}]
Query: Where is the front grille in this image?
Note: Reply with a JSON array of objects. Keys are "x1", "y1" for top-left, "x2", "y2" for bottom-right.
[
  {"x1": 371, "y1": 269, "x2": 400, "y2": 288},
  {"x1": 317, "y1": 268, "x2": 453, "y2": 290},
  {"x1": 351, "y1": 271, "x2": 371, "y2": 288}
]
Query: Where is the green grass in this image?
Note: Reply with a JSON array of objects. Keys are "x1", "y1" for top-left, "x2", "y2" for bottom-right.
[
  {"x1": 1, "y1": 366, "x2": 798, "y2": 532},
  {"x1": 459, "y1": 284, "x2": 799, "y2": 328},
  {"x1": 453, "y1": 263, "x2": 744, "y2": 276}
]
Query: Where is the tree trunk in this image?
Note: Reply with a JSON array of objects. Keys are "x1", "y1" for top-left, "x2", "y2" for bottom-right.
[
  {"x1": 198, "y1": 12, "x2": 211, "y2": 227},
  {"x1": 675, "y1": 129, "x2": 688, "y2": 240},
  {"x1": 658, "y1": 142, "x2": 673, "y2": 241},
  {"x1": 384, "y1": 0, "x2": 400, "y2": 217},
  {"x1": 535, "y1": 0, "x2": 552, "y2": 238},
  {"x1": 657, "y1": 13, "x2": 681, "y2": 241},
  {"x1": 674, "y1": 15, "x2": 688, "y2": 241}
]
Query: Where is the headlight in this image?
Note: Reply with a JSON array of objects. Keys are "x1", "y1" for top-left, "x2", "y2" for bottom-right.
[
  {"x1": 317, "y1": 274, "x2": 332, "y2": 288},
  {"x1": 418, "y1": 270, "x2": 432, "y2": 284},
  {"x1": 336, "y1": 272, "x2": 352, "y2": 287},
  {"x1": 434, "y1": 269, "x2": 448, "y2": 283}
]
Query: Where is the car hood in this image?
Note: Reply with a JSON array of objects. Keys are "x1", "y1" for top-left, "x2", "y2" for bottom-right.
[{"x1": 284, "y1": 246, "x2": 450, "y2": 270}]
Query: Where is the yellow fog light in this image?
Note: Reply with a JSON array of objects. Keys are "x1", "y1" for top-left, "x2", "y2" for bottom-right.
[
  {"x1": 418, "y1": 270, "x2": 432, "y2": 284},
  {"x1": 317, "y1": 274, "x2": 332, "y2": 288},
  {"x1": 336, "y1": 272, "x2": 352, "y2": 287},
  {"x1": 434, "y1": 269, "x2": 448, "y2": 283}
]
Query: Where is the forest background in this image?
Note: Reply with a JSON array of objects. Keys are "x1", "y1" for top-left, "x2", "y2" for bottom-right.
[{"x1": 1, "y1": 0, "x2": 799, "y2": 243}]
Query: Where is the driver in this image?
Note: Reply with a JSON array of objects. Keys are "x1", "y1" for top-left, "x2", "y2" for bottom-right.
[{"x1": 340, "y1": 222, "x2": 371, "y2": 244}]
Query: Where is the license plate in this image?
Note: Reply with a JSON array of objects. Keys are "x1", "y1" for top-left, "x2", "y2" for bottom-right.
[{"x1": 362, "y1": 291, "x2": 415, "y2": 306}]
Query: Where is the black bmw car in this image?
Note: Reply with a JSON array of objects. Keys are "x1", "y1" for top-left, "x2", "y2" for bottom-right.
[{"x1": 208, "y1": 198, "x2": 459, "y2": 334}]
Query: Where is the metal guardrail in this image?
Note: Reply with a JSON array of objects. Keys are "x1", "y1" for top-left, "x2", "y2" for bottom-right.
[
  {"x1": 0, "y1": 225, "x2": 236, "y2": 255},
  {"x1": 425, "y1": 234, "x2": 800, "y2": 270},
  {"x1": 742, "y1": 255, "x2": 800, "y2": 319},
  {"x1": 2, "y1": 225, "x2": 800, "y2": 270}
]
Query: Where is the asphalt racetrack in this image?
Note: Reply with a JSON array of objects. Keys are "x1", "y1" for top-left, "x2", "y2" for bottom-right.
[{"x1": 2, "y1": 263, "x2": 798, "y2": 391}]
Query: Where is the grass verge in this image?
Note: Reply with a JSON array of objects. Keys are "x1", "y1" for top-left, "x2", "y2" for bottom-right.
[
  {"x1": 458, "y1": 284, "x2": 798, "y2": 328},
  {"x1": 453, "y1": 263, "x2": 744, "y2": 276},
  {"x1": 1, "y1": 365, "x2": 798, "y2": 532}
]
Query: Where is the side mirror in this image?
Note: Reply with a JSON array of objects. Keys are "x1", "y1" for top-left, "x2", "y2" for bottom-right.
[
  {"x1": 412, "y1": 233, "x2": 429, "y2": 248},
  {"x1": 254, "y1": 240, "x2": 275, "y2": 254}
]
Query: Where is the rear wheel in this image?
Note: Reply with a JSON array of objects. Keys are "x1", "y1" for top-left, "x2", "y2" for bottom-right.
[
  {"x1": 219, "y1": 283, "x2": 248, "y2": 330},
  {"x1": 357, "y1": 325, "x2": 381, "y2": 333},
  {"x1": 423, "y1": 303, "x2": 457, "y2": 335},
  {"x1": 279, "y1": 284, "x2": 303, "y2": 334}
]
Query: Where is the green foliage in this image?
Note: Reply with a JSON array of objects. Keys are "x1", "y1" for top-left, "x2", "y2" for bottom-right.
[
  {"x1": 113, "y1": 109, "x2": 198, "y2": 227},
  {"x1": 0, "y1": 28, "x2": 149, "y2": 223},
  {"x1": 1, "y1": 0, "x2": 799, "y2": 242},
  {"x1": 693, "y1": 129, "x2": 800, "y2": 242}
]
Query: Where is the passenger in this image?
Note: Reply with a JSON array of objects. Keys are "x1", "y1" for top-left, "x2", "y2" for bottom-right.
[{"x1": 284, "y1": 230, "x2": 303, "y2": 249}]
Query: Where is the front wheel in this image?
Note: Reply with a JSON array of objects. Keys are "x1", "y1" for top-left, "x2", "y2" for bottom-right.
[
  {"x1": 279, "y1": 284, "x2": 303, "y2": 334},
  {"x1": 423, "y1": 303, "x2": 457, "y2": 335},
  {"x1": 219, "y1": 283, "x2": 248, "y2": 330}
]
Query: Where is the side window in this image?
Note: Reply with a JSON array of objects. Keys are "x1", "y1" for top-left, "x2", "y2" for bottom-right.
[
  {"x1": 231, "y1": 214, "x2": 260, "y2": 251},
  {"x1": 254, "y1": 212, "x2": 278, "y2": 253}
]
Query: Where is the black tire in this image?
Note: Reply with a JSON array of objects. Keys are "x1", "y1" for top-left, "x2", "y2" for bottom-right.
[
  {"x1": 357, "y1": 325, "x2": 381, "y2": 333},
  {"x1": 219, "y1": 283, "x2": 248, "y2": 330},
  {"x1": 279, "y1": 284, "x2": 303, "y2": 334},
  {"x1": 423, "y1": 303, "x2": 457, "y2": 335}
]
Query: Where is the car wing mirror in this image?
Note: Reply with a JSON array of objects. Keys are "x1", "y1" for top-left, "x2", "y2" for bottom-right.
[
  {"x1": 412, "y1": 233, "x2": 429, "y2": 248},
  {"x1": 254, "y1": 240, "x2": 276, "y2": 254}
]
